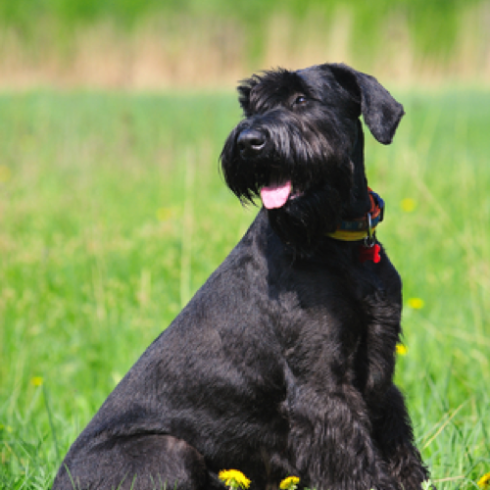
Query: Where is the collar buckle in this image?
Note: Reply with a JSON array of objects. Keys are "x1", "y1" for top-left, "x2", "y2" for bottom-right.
[{"x1": 363, "y1": 212, "x2": 376, "y2": 248}]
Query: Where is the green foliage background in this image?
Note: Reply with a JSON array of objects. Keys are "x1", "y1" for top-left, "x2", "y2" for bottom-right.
[{"x1": 0, "y1": 0, "x2": 486, "y2": 64}]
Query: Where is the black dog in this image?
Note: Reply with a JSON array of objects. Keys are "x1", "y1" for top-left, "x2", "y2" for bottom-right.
[{"x1": 53, "y1": 63, "x2": 430, "y2": 490}]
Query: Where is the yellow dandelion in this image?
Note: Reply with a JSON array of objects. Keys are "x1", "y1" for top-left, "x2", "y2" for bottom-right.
[
  {"x1": 478, "y1": 472, "x2": 490, "y2": 489},
  {"x1": 218, "y1": 470, "x2": 251, "y2": 490},
  {"x1": 396, "y1": 344, "x2": 408, "y2": 356},
  {"x1": 279, "y1": 476, "x2": 300, "y2": 490},
  {"x1": 0, "y1": 164, "x2": 11, "y2": 183},
  {"x1": 30, "y1": 376, "x2": 44, "y2": 387},
  {"x1": 407, "y1": 298, "x2": 425, "y2": 310},
  {"x1": 156, "y1": 207, "x2": 173, "y2": 221},
  {"x1": 400, "y1": 198, "x2": 416, "y2": 213}
]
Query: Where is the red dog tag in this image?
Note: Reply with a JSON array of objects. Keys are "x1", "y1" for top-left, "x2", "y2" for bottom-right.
[{"x1": 360, "y1": 244, "x2": 381, "y2": 264}]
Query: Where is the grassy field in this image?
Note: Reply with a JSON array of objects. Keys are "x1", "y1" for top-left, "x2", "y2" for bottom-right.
[{"x1": 0, "y1": 88, "x2": 489, "y2": 489}]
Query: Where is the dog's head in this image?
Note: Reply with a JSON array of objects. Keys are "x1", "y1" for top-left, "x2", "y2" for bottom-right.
[{"x1": 220, "y1": 63, "x2": 404, "y2": 254}]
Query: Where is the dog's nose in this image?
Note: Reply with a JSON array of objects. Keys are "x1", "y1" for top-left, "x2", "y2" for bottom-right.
[{"x1": 237, "y1": 129, "x2": 266, "y2": 156}]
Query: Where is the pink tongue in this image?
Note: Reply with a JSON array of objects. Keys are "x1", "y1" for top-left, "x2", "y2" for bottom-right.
[{"x1": 260, "y1": 181, "x2": 292, "y2": 209}]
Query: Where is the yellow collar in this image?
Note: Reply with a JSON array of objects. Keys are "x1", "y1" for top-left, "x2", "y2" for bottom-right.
[
  {"x1": 326, "y1": 189, "x2": 384, "y2": 242},
  {"x1": 326, "y1": 226, "x2": 377, "y2": 242}
]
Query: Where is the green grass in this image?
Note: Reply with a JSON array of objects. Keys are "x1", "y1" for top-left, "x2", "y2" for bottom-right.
[{"x1": 0, "y1": 89, "x2": 489, "y2": 489}]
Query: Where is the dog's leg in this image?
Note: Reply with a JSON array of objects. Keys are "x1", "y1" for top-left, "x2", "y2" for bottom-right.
[
  {"x1": 52, "y1": 434, "x2": 221, "y2": 490},
  {"x1": 290, "y1": 384, "x2": 399, "y2": 490},
  {"x1": 373, "y1": 385, "x2": 431, "y2": 490},
  {"x1": 362, "y1": 294, "x2": 430, "y2": 489}
]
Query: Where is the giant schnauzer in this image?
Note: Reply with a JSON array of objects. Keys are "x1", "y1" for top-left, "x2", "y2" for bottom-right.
[{"x1": 53, "y1": 63, "x2": 430, "y2": 490}]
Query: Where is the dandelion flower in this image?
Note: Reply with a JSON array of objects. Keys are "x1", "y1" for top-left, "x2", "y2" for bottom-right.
[
  {"x1": 0, "y1": 165, "x2": 11, "y2": 183},
  {"x1": 30, "y1": 376, "x2": 44, "y2": 387},
  {"x1": 218, "y1": 469, "x2": 251, "y2": 489},
  {"x1": 156, "y1": 207, "x2": 173, "y2": 221},
  {"x1": 396, "y1": 344, "x2": 408, "y2": 355},
  {"x1": 280, "y1": 476, "x2": 300, "y2": 490},
  {"x1": 400, "y1": 198, "x2": 416, "y2": 213},
  {"x1": 478, "y1": 472, "x2": 490, "y2": 489},
  {"x1": 407, "y1": 298, "x2": 425, "y2": 309}
]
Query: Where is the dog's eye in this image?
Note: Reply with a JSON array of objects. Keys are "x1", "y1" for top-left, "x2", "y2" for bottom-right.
[{"x1": 293, "y1": 95, "x2": 307, "y2": 106}]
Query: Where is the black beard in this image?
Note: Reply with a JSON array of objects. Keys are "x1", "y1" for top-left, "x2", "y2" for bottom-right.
[{"x1": 266, "y1": 158, "x2": 353, "y2": 256}]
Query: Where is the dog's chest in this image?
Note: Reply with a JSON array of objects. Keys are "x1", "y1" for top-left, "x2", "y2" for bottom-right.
[
  {"x1": 272, "y1": 253, "x2": 402, "y2": 390},
  {"x1": 278, "y1": 252, "x2": 401, "y2": 325}
]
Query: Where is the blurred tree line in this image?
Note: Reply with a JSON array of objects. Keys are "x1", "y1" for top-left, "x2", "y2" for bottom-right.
[{"x1": 0, "y1": 0, "x2": 488, "y2": 88}]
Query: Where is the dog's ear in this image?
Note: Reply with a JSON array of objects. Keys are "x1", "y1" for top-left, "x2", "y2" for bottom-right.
[
  {"x1": 328, "y1": 63, "x2": 404, "y2": 144},
  {"x1": 237, "y1": 76, "x2": 260, "y2": 116}
]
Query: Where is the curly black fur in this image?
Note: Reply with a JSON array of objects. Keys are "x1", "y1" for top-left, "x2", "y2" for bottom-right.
[{"x1": 52, "y1": 63, "x2": 429, "y2": 490}]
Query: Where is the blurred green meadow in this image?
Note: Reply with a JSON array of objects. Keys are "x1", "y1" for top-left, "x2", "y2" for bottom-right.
[{"x1": 1, "y1": 88, "x2": 489, "y2": 489}]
